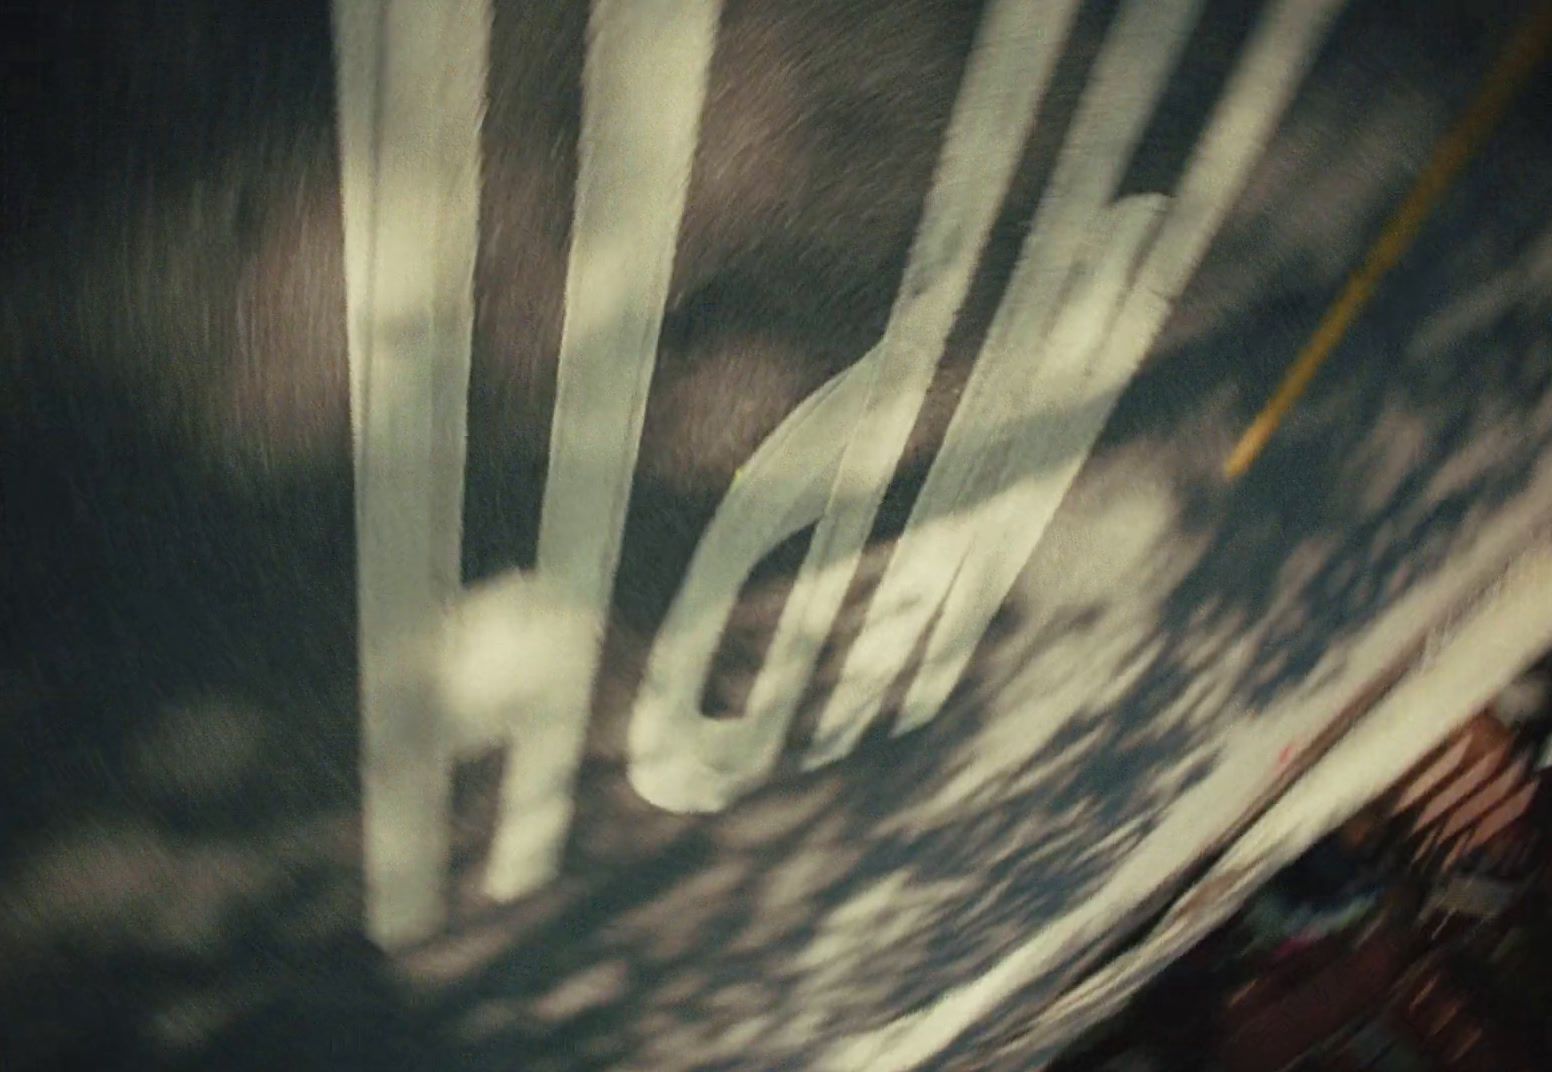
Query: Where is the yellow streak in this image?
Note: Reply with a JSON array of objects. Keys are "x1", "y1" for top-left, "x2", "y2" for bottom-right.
[{"x1": 1225, "y1": 3, "x2": 1552, "y2": 479}]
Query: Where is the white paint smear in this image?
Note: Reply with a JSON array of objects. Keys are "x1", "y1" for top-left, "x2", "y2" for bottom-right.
[
  {"x1": 897, "y1": 0, "x2": 1352, "y2": 736},
  {"x1": 741, "y1": 0, "x2": 1085, "y2": 793},
  {"x1": 334, "y1": 0, "x2": 490, "y2": 949},
  {"x1": 628, "y1": 0, "x2": 1086, "y2": 813},
  {"x1": 627, "y1": 353, "x2": 880, "y2": 811},
  {"x1": 482, "y1": 0, "x2": 722, "y2": 898},
  {"x1": 809, "y1": 0, "x2": 1207, "y2": 764}
]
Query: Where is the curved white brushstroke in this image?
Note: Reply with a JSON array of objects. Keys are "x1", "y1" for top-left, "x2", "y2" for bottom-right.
[
  {"x1": 893, "y1": 197, "x2": 1166, "y2": 734},
  {"x1": 739, "y1": 0, "x2": 1083, "y2": 779},
  {"x1": 897, "y1": 0, "x2": 1351, "y2": 738},
  {"x1": 808, "y1": 0, "x2": 1209, "y2": 766},
  {"x1": 821, "y1": 2, "x2": 1350, "y2": 1064},
  {"x1": 627, "y1": 352, "x2": 879, "y2": 811},
  {"x1": 626, "y1": 0, "x2": 1085, "y2": 814},
  {"x1": 482, "y1": 0, "x2": 722, "y2": 899},
  {"x1": 639, "y1": 0, "x2": 1085, "y2": 816},
  {"x1": 808, "y1": 194, "x2": 1167, "y2": 767},
  {"x1": 336, "y1": 0, "x2": 490, "y2": 948}
]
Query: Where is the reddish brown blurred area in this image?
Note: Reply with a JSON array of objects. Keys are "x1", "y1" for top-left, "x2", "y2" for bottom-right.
[{"x1": 1051, "y1": 658, "x2": 1552, "y2": 1072}]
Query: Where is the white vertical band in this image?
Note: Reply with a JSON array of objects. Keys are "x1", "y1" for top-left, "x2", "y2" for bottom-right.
[
  {"x1": 481, "y1": 0, "x2": 723, "y2": 899},
  {"x1": 333, "y1": 0, "x2": 490, "y2": 948}
]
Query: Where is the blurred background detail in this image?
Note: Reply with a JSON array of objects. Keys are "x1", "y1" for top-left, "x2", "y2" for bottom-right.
[{"x1": 1051, "y1": 657, "x2": 1552, "y2": 1071}]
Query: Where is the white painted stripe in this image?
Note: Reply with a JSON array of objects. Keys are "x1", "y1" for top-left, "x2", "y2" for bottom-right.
[
  {"x1": 334, "y1": 0, "x2": 490, "y2": 948},
  {"x1": 896, "y1": 0, "x2": 1350, "y2": 737},
  {"x1": 820, "y1": 2, "x2": 1348, "y2": 1063},
  {"x1": 626, "y1": 0, "x2": 1084, "y2": 812},
  {"x1": 331, "y1": 0, "x2": 378, "y2": 458},
  {"x1": 893, "y1": 206, "x2": 1167, "y2": 734},
  {"x1": 721, "y1": 0, "x2": 1085, "y2": 788},
  {"x1": 481, "y1": 0, "x2": 721, "y2": 896},
  {"x1": 809, "y1": 0, "x2": 1207, "y2": 765},
  {"x1": 809, "y1": 193, "x2": 1166, "y2": 766},
  {"x1": 627, "y1": 351, "x2": 880, "y2": 811}
]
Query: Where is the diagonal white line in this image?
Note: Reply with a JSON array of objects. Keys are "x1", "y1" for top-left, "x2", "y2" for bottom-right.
[
  {"x1": 812, "y1": 0, "x2": 1207, "y2": 764},
  {"x1": 736, "y1": 0, "x2": 1087, "y2": 782},
  {"x1": 821, "y1": 1, "x2": 1350, "y2": 1064},
  {"x1": 897, "y1": 0, "x2": 1352, "y2": 734}
]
